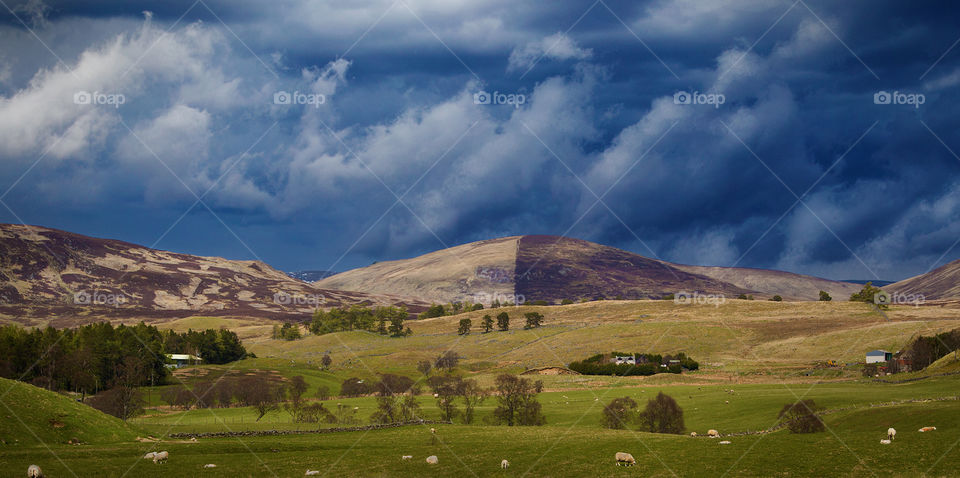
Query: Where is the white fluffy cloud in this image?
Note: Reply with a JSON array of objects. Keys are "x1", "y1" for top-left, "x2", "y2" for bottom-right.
[{"x1": 507, "y1": 32, "x2": 592, "y2": 73}]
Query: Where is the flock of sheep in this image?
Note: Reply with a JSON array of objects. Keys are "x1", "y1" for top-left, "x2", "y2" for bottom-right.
[
  {"x1": 21, "y1": 422, "x2": 942, "y2": 475},
  {"x1": 880, "y1": 426, "x2": 937, "y2": 445}
]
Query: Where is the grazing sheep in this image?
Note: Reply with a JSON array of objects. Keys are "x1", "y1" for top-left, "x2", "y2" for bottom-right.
[
  {"x1": 401, "y1": 455, "x2": 412, "y2": 460},
  {"x1": 143, "y1": 452, "x2": 156, "y2": 460},
  {"x1": 615, "y1": 452, "x2": 636, "y2": 466},
  {"x1": 880, "y1": 439, "x2": 891, "y2": 445},
  {"x1": 887, "y1": 428, "x2": 896, "y2": 440},
  {"x1": 426, "y1": 455, "x2": 439, "y2": 465},
  {"x1": 203, "y1": 464, "x2": 217, "y2": 468},
  {"x1": 719, "y1": 441, "x2": 732, "y2": 445},
  {"x1": 152, "y1": 451, "x2": 169, "y2": 464},
  {"x1": 27, "y1": 465, "x2": 43, "y2": 478},
  {"x1": 430, "y1": 428, "x2": 436, "y2": 434},
  {"x1": 708, "y1": 429, "x2": 719, "y2": 438},
  {"x1": 501, "y1": 459, "x2": 509, "y2": 469},
  {"x1": 919, "y1": 426, "x2": 937, "y2": 432},
  {"x1": 690, "y1": 432, "x2": 697, "y2": 437},
  {"x1": 305, "y1": 470, "x2": 320, "y2": 476}
]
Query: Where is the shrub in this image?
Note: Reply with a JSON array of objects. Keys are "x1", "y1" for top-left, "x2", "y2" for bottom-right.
[
  {"x1": 340, "y1": 377, "x2": 372, "y2": 397},
  {"x1": 601, "y1": 397, "x2": 637, "y2": 429},
  {"x1": 819, "y1": 290, "x2": 832, "y2": 301},
  {"x1": 778, "y1": 400, "x2": 825, "y2": 433},
  {"x1": 637, "y1": 392, "x2": 684, "y2": 434},
  {"x1": 375, "y1": 373, "x2": 415, "y2": 396}
]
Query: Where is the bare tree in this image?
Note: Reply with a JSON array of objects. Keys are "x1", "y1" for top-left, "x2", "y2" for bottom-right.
[{"x1": 491, "y1": 374, "x2": 545, "y2": 426}]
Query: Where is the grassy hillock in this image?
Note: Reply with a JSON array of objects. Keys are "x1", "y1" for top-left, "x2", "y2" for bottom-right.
[{"x1": 0, "y1": 377, "x2": 139, "y2": 446}]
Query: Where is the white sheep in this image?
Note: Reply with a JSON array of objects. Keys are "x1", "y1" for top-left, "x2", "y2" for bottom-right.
[
  {"x1": 426, "y1": 455, "x2": 439, "y2": 465},
  {"x1": 143, "y1": 452, "x2": 156, "y2": 460},
  {"x1": 615, "y1": 452, "x2": 636, "y2": 466},
  {"x1": 880, "y1": 439, "x2": 891, "y2": 445},
  {"x1": 152, "y1": 451, "x2": 169, "y2": 464},
  {"x1": 719, "y1": 441, "x2": 731, "y2": 445},
  {"x1": 305, "y1": 470, "x2": 320, "y2": 476},
  {"x1": 27, "y1": 465, "x2": 43, "y2": 478},
  {"x1": 708, "y1": 429, "x2": 719, "y2": 438},
  {"x1": 887, "y1": 428, "x2": 896, "y2": 440},
  {"x1": 690, "y1": 432, "x2": 697, "y2": 437},
  {"x1": 203, "y1": 464, "x2": 217, "y2": 468},
  {"x1": 401, "y1": 455, "x2": 412, "y2": 460},
  {"x1": 919, "y1": 426, "x2": 937, "y2": 432},
  {"x1": 501, "y1": 459, "x2": 509, "y2": 469},
  {"x1": 430, "y1": 428, "x2": 436, "y2": 434}
]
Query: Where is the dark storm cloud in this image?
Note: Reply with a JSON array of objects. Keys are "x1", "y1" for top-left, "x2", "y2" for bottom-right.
[{"x1": 0, "y1": 0, "x2": 957, "y2": 280}]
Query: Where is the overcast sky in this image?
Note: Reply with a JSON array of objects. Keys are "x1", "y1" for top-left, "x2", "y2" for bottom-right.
[{"x1": 0, "y1": 0, "x2": 958, "y2": 281}]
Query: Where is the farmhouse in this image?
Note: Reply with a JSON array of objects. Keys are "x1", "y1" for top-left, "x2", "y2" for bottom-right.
[
  {"x1": 614, "y1": 356, "x2": 636, "y2": 365},
  {"x1": 866, "y1": 350, "x2": 893, "y2": 364},
  {"x1": 165, "y1": 354, "x2": 202, "y2": 368}
]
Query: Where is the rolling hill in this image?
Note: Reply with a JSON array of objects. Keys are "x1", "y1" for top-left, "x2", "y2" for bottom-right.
[
  {"x1": 0, "y1": 377, "x2": 139, "y2": 445},
  {"x1": 318, "y1": 235, "x2": 861, "y2": 304},
  {"x1": 889, "y1": 259, "x2": 960, "y2": 302},
  {"x1": 0, "y1": 224, "x2": 426, "y2": 326}
]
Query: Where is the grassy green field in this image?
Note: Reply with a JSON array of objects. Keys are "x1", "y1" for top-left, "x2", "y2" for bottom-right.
[{"x1": 3, "y1": 301, "x2": 960, "y2": 476}]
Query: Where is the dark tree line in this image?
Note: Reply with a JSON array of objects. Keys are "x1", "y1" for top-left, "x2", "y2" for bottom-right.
[
  {"x1": 310, "y1": 305, "x2": 411, "y2": 337},
  {"x1": 0, "y1": 322, "x2": 246, "y2": 397},
  {"x1": 568, "y1": 352, "x2": 699, "y2": 376}
]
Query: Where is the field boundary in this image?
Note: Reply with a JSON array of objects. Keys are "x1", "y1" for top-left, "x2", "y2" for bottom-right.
[
  {"x1": 716, "y1": 395, "x2": 960, "y2": 437},
  {"x1": 167, "y1": 420, "x2": 453, "y2": 439}
]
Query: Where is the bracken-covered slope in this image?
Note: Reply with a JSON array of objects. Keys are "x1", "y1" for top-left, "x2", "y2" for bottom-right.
[
  {"x1": 888, "y1": 259, "x2": 960, "y2": 301},
  {"x1": 0, "y1": 224, "x2": 425, "y2": 325},
  {"x1": 319, "y1": 234, "x2": 860, "y2": 304}
]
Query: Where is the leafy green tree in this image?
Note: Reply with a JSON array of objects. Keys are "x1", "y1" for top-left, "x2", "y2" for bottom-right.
[
  {"x1": 560, "y1": 299, "x2": 573, "y2": 305},
  {"x1": 481, "y1": 315, "x2": 494, "y2": 333},
  {"x1": 850, "y1": 282, "x2": 886, "y2": 308},
  {"x1": 819, "y1": 290, "x2": 832, "y2": 301},
  {"x1": 770, "y1": 295, "x2": 783, "y2": 302},
  {"x1": 420, "y1": 304, "x2": 447, "y2": 319},
  {"x1": 458, "y1": 318, "x2": 472, "y2": 335},
  {"x1": 523, "y1": 312, "x2": 544, "y2": 329},
  {"x1": 497, "y1": 312, "x2": 510, "y2": 331}
]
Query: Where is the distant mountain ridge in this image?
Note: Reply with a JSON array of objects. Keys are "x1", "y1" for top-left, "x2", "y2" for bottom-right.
[
  {"x1": 0, "y1": 224, "x2": 426, "y2": 326},
  {"x1": 888, "y1": 259, "x2": 960, "y2": 302},
  {"x1": 318, "y1": 235, "x2": 863, "y2": 303},
  {"x1": 287, "y1": 270, "x2": 338, "y2": 282}
]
